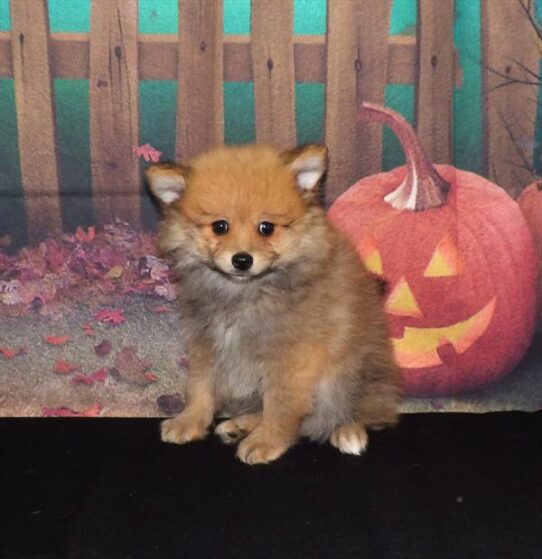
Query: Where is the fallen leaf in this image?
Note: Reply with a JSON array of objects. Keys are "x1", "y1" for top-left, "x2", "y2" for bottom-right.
[
  {"x1": 81, "y1": 323, "x2": 96, "y2": 337},
  {"x1": 145, "y1": 372, "x2": 158, "y2": 382},
  {"x1": 53, "y1": 359, "x2": 79, "y2": 374},
  {"x1": 154, "y1": 283, "x2": 177, "y2": 301},
  {"x1": 41, "y1": 403, "x2": 102, "y2": 417},
  {"x1": 0, "y1": 347, "x2": 27, "y2": 359},
  {"x1": 43, "y1": 335, "x2": 70, "y2": 346},
  {"x1": 132, "y1": 143, "x2": 162, "y2": 163},
  {"x1": 93, "y1": 309, "x2": 126, "y2": 326},
  {"x1": 104, "y1": 265, "x2": 124, "y2": 279},
  {"x1": 72, "y1": 368, "x2": 108, "y2": 386},
  {"x1": 152, "y1": 305, "x2": 172, "y2": 314},
  {"x1": 157, "y1": 393, "x2": 185, "y2": 415},
  {"x1": 113, "y1": 346, "x2": 154, "y2": 385},
  {"x1": 94, "y1": 339, "x2": 112, "y2": 357},
  {"x1": 75, "y1": 226, "x2": 96, "y2": 243}
]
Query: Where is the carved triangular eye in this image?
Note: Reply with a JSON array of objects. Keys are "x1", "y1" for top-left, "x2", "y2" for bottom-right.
[
  {"x1": 357, "y1": 236, "x2": 383, "y2": 275},
  {"x1": 424, "y1": 234, "x2": 462, "y2": 277},
  {"x1": 385, "y1": 276, "x2": 423, "y2": 318}
]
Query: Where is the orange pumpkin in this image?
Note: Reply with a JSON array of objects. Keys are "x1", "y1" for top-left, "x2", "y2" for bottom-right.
[
  {"x1": 328, "y1": 103, "x2": 538, "y2": 396},
  {"x1": 518, "y1": 181, "x2": 542, "y2": 329}
]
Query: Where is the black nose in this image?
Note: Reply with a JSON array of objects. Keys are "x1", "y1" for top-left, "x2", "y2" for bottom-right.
[{"x1": 231, "y1": 252, "x2": 253, "y2": 271}]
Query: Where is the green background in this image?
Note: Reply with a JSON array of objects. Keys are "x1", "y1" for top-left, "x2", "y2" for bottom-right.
[{"x1": 0, "y1": 0, "x2": 489, "y2": 245}]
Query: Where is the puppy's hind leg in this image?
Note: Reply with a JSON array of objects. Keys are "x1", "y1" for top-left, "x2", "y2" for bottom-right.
[
  {"x1": 215, "y1": 413, "x2": 262, "y2": 445},
  {"x1": 329, "y1": 423, "x2": 368, "y2": 455}
]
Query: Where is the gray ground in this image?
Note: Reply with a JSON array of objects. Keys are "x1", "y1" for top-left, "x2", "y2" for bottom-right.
[{"x1": 0, "y1": 294, "x2": 541, "y2": 417}]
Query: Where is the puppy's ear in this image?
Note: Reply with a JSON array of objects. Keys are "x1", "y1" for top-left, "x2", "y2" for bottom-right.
[
  {"x1": 145, "y1": 163, "x2": 190, "y2": 206},
  {"x1": 282, "y1": 144, "x2": 328, "y2": 197}
]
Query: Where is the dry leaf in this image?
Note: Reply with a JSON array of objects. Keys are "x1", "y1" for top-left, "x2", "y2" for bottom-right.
[
  {"x1": 93, "y1": 309, "x2": 126, "y2": 326},
  {"x1": 113, "y1": 346, "x2": 154, "y2": 385},
  {"x1": 0, "y1": 347, "x2": 27, "y2": 359},
  {"x1": 105, "y1": 265, "x2": 124, "y2": 279},
  {"x1": 94, "y1": 339, "x2": 112, "y2": 358},
  {"x1": 42, "y1": 403, "x2": 102, "y2": 417},
  {"x1": 53, "y1": 359, "x2": 79, "y2": 374},
  {"x1": 43, "y1": 335, "x2": 70, "y2": 346}
]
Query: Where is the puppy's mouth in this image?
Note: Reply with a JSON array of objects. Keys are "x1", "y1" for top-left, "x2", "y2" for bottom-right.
[{"x1": 208, "y1": 264, "x2": 273, "y2": 282}]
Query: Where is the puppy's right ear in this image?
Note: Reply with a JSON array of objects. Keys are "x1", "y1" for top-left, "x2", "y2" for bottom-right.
[{"x1": 145, "y1": 163, "x2": 190, "y2": 206}]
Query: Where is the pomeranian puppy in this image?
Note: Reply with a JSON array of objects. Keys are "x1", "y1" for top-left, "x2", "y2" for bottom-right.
[{"x1": 146, "y1": 144, "x2": 401, "y2": 465}]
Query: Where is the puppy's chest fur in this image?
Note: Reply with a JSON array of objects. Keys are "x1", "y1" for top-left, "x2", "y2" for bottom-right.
[{"x1": 198, "y1": 292, "x2": 281, "y2": 415}]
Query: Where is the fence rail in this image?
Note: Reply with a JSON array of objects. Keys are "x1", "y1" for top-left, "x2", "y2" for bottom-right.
[{"x1": 0, "y1": 0, "x2": 539, "y2": 242}]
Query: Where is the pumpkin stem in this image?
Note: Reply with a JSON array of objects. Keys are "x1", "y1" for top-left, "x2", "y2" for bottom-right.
[{"x1": 358, "y1": 102, "x2": 450, "y2": 211}]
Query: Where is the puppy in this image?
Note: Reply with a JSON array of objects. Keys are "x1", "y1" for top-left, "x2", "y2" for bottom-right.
[{"x1": 146, "y1": 144, "x2": 401, "y2": 465}]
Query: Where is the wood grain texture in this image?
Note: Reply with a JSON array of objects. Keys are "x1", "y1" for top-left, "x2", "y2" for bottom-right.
[
  {"x1": 416, "y1": 0, "x2": 454, "y2": 164},
  {"x1": 0, "y1": 32, "x2": 423, "y2": 84},
  {"x1": 177, "y1": 0, "x2": 224, "y2": 161},
  {"x1": 10, "y1": 0, "x2": 62, "y2": 241},
  {"x1": 325, "y1": 0, "x2": 392, "y2": 203},
  {"x1": 251, "y1": 0, "x2": 296, "y2": 146},
  {"x1": 89, "y1": 0, "x2": 140, "y2": 225},
  {"x1": 482, "y1": 0, "x2": 539, "y2": 196}
]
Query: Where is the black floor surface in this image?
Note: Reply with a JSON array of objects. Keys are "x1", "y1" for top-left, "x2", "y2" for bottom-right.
[{"x1": 1, "y1": 412, "x2": 542, "y2": 559}]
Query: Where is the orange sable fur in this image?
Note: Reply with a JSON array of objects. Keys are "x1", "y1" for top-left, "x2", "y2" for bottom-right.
[{"x1": 146, "y1": 144, "x2": 401, "y2": 465}]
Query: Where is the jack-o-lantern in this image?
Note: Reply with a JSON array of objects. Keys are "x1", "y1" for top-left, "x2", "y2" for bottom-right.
[
  {"x1": 518, "y1": 181, "x2": 542, "y2": 329},
  {"x1": 328, "y1": 103, "x2": 537, "y2": 396}
]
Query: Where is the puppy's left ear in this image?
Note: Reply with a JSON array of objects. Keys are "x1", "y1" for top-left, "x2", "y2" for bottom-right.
[{"x1": 282, "y1": 144, "x2": 328, "y2": 199}]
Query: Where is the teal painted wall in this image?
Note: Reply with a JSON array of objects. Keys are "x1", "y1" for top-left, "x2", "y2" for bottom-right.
[{"x1": 0, "y1": 0, "x2": 487, "y2": 244}]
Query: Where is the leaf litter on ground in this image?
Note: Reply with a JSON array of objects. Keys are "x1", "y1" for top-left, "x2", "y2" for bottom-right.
[{"x1": 0, "y1": 221, "x2": 176, "y2": 317}]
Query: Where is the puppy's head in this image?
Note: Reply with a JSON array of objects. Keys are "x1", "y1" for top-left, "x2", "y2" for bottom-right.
[{"x1": 146, "y1": 144, "x2": 327, "y2": 282}]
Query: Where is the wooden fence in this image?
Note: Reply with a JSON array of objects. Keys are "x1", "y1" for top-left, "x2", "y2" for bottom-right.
[{"x1": 0, "y1": 0, "x2": 539, "y2": 242}]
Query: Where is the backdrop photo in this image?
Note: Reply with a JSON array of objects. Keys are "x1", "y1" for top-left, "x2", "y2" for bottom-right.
[{"x1": 0, "y1": 0, "x2": 541, "y2": 417}]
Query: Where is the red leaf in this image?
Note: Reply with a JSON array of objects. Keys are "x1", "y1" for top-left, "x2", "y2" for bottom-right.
[
  {"x1": 92, "y1": 367, "x2": 108, "y2": 382},
  {"x1": 72, "y1": 367, "x2": 108, "y2": 386},
  {"x1": 144, "y1": 372, "x2": 158, "y2": 382},
  {"x1": 0, "y1": 347, "x2": 27, "y2": 359},
  {"x1": 81, "y1": 403, "x2": 102, "y2": 416},
  {"x1": 93, "y1": 309, "x2": 125, "y2": 326},
  {"x1": 113, "y1": 346, "x2": 153, "y2": 385},
  {"x1": 42, "y1": 403, "x2": 102, "y2": 417},
  {"x1": 72, "y1": 373, "x2": 94, "y2": 385},
  {"x1": 75, "y1": 226, "x2": 95, "y2": 243},
  {"x1": 94, "y1": 339, "x2": 112, "y2": 357},
  {"x1": 132, "y1": 143, "x2": 162, "y2": 163},
  {"x1": 53, "y1": 359, "x2": 79, "y2": 374},
  {"x1": 152, "y1": 305, "x2": 172, "y2": 314},
  {"x1": 81, "y1": 323, "x2": 96, "y2": 337},
  {"x1": 43, "y1": 335, "x2": 70, "y2": 346}
]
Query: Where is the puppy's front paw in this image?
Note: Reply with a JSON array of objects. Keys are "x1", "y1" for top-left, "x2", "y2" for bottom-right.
[
  {"x1": 160, "y1": 414, "x2": 209, "y2": 445},
  {"x1": 330, "y1": 423, "x2": 368, "y2": 456},
  {"x1": 214, "y1": 413, "x2": 261, "y2": 445},
  {"x1": 236, "y1": 431, "x2": 289, "y2": 465}
]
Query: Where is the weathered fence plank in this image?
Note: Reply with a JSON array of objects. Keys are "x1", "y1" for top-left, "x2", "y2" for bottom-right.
[
  {"x1": 10, "y1": 0, "x2": 61, "y2": 242},
  {"x1": 416, "y1": 0, "x2": 454, "y2": 164},
  {"x1": 251, "y1": 0, "x2": 296, "y2": 146},
  {"x1": 325, "y1": 0, "x2": 392, "y2": 203},
  {"x1": 89, "y1": 0, "x2": 140, "y2": 225},
  {"x1": 0, "y1": 32, "x2": 423, "y2": 85},
  {"x1": 177, "y1": 0, "x2": 224, "y2": 161},
  {"x1": 482, "y1": 0, "x2": 539, "y2": 196}
]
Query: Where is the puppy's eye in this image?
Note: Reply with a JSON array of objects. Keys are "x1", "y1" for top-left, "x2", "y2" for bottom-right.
[
  {"x1": 211, "y1": 220, "x2": 229, "y2": 235},
  {"x1": 258, "y1": 222, "x2": 275, "y2": 237}
]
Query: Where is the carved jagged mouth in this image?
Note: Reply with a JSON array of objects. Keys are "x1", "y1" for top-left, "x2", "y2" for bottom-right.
[{"x1": 392, "y1": 297, "x2": 497, "y2": 369}]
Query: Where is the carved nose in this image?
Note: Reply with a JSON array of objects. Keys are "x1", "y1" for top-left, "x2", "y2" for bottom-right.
[{"x1": 231, "y1": 252, "x2": 253, "y2": 271}]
